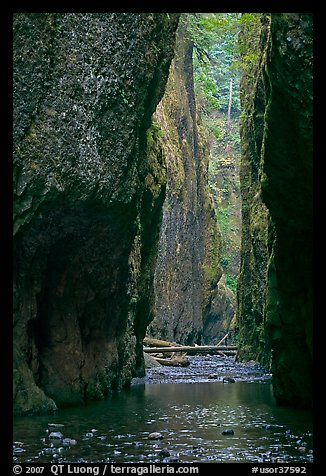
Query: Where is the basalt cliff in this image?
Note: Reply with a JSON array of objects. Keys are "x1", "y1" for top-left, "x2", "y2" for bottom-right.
[
  {"x1": 237, "y1": 13, "x2": 312, "y2": 408},
  {"x1": 147, "y1": 23, "x2": 223, "y2": 345},
  {"x1": 13, "y1": 13, "x2": 179, "y2": 414}
]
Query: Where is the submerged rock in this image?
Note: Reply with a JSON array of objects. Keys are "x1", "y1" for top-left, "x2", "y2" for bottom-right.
[
  {"x1": 159, "y1": 449, "x2": 171, "y2": 458},
  {"x1": 221, "y1": 428, "x2": 234, "y2": 435},
  {"x1": 62, "y1": 438, "x2": 77, "y2": 447},
  {"x1": 163, "y1": 455, "x2": 181, "y2": 463},
  {"x1": 42, "y1": 447, "x2": 54, "y2": 455},
  {"x1": 13, "y1": 447, "x2": 26, "y2": 453},
  {"x1": 49, "y1": 432, "x2": 63, "y2": 440},
  {"x1": 298, "y1": 447, "x2": 307, "y2": 453},
  {"x1": 148, "y1": 432, "x2": 163, "y2": 440}
]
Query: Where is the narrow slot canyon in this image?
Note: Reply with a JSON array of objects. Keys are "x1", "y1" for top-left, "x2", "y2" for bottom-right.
[{"x1": 13, "y1": 12, "x2": 313, "y2": 466}]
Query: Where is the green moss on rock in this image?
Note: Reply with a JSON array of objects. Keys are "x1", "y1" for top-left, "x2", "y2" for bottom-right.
[
  {"x1": 13, "y1": 12, "x2": 179, "y2": 414},
  {"x1": 236, "y1": 14, "x2": 313, "y2": 408},
  {"x1": 147, "y1": 20, "x2": 222, "y2": 345}
]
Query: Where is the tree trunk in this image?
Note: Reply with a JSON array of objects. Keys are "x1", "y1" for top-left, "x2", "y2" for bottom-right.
[{"x1": 227, "y1": 78, "x2": 233, "y2": 123}]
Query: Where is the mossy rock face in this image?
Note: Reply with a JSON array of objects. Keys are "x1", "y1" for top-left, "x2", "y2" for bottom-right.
[
  {"x1": 13, "y1": 13, "x2": 179, "y2": 414},
  {"x1": 237, "y1": 14, "x2": 312, "y2": 408},
  {"x1": 147, "y1": 21, "x2": 221, "y2": 345},
  {"x1": 236, "y1": 17, "x2": 271, "y2": 367},
  {"x1": 261, "y1": 13, "x2": 313, "y2": 408}
]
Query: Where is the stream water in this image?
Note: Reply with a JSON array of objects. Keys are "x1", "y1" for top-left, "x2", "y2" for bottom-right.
[{"x1": 13, "y1": 356, "x2": 313, "y2": 464}]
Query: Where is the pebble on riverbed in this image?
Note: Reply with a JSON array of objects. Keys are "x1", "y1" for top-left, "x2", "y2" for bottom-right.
[
  {"x1": 13, "y1": 447, "x2": 26, "y2": 454},
  {"x1": 163, "y1": 455, "x2": 181, "y2": 463},
  {"x1": 62, "y1": 438, "x2": 77, "y2": 447},
  {"x1": 298, "y1": 447, "x2": 307, "y2": 453},
  {"x1": 48, "y1": 423, "x2": 65, "y2": 429},
  {"x1": 222, "y1": 377, "x2": 235, "y2": 383},
  {"x1": 148, "y1": 432, "x2": 163, "y2": 440},
  {"x1": 42, "y1": 447, "x2": 54, "y2": 455},
  {"x1": 49, "y1": 432, "x2": 63, "y2": 440},
  {"x1": 158, "y1": 449, "x2": 170, "y2": 458},
  {"x1": 221, "y1": 428, "x2": 234, "y2": 435}
]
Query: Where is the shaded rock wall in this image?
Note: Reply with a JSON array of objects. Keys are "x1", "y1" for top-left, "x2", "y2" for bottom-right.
[
  {"x1": 237, "y1": 14, "x2": 313, "y2": 408},
  {"x1": 13, "y1": 12, "x2": 179, "y2": 414},
  {"x1": 202, "y1": 276, "x2": 236, "y2": 345},
  {"x1": 147, "y1": 23, "x2": 222, "y2": 345},
  {"x1": 236, "y1": 16, "x2": 271, "y2": 366},
  {"x1": 261, "y1": 13, "x2": 313, "y2": 408}
]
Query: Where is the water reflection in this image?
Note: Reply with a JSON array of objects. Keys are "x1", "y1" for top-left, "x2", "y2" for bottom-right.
[{"x1": 13, "y1": 382, "x2": 313, "y2": 464}]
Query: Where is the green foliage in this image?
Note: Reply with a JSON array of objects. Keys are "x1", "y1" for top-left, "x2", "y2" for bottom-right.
[
  {"x1": 226, "y1": 274, "x2": 237, "y2": 293},
  {"x1": 207, "y1": 112, "x2": 241, "y2": 297},
  {"x1": 146, "y1": 120, "x2": 164, "y2": 149},
  {"x1": 183, "y1": 13, "x2": 241, "y2": 60},
  {"x1": 184, "y1": 13, "x2": 241, "y2": 118},
  {"x1": 220, "y1": 255, "x2": 229, "y2": 269},
  {"x1": 183, "y1": 12, "x2": 262, "y2": 122},
  {"x1": 183, "y1": 12, "x2": 262, "y2": 303},
  {"x1": 193, "y1": 65, "x2": 221, "y2": 111},
  {"x1": 202, "y1": 115, "x2": 223, "y2": 140},
  {"x1": 232, "y1": 14, "x2": 262, "y2": 95},
  {"x1": 216, "y1": 207, "x2": 229, "y2": 236}
]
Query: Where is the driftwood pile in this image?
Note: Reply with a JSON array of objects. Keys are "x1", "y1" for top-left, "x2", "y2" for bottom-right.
[
  {"x1": 143, "y1": 337, "x2": 190, "y2": 367},
  {"x1": 143, "y1": 335, "x2": 237, "y2": 367}
]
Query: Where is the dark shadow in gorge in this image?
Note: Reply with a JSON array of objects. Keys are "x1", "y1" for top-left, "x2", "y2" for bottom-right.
[{"x1": 14, "y1": 200, "x2": 138, "y2": 407}]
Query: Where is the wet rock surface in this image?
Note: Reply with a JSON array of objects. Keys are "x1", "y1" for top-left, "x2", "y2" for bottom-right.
[{"x1": 222, "y1": 428, "x2": 234, "y2": 435}]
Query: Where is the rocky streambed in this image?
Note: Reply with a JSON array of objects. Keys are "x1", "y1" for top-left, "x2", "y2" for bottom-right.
[
  {"x1": 13, "y1": 355, "x2": 313, "y2": 464},
  {"x1": 137, "y1": 354, "x2": 272, "y2": 385}
]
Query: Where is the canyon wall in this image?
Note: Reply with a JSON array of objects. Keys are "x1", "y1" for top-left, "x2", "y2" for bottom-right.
[
  {"x1": 13, "y1": 13, "x2": 179, "y2": 414},
  {"x1": 262, "y1": 13, "x2": 313, "y2": 407},
  {"x1": 237, "y1": 13, "x2": 313, "y2": 407},
  {"x1": 236, "y1": 16, "x2": 271, "y2": 366},
  {"x1": 147, "y1": 22, "x2": 223, "y2": 345},
  {"x1": 13, "y1": 12, "x2": 313, "y2": 414}
]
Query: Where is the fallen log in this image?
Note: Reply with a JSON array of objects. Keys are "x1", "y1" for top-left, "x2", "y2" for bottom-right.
[
  {"x1": 152, "y1": 354, "x2": 190, "y2": 367},
  {"x1": 143, "y1": 345, "x2": 237, "y2": 354},
  {"x1": 216, "y1": 333, "x2": 229, "y2": 346},
  {"x1": 143, "y1": 337, "x2": 180, "y2": 348}
]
